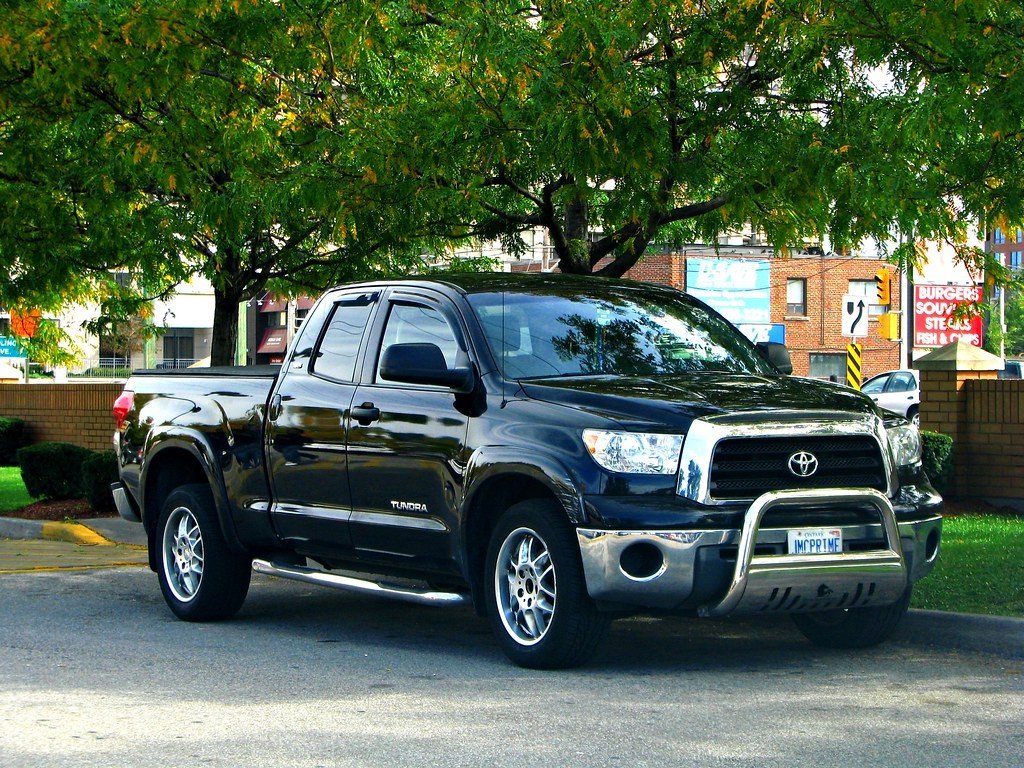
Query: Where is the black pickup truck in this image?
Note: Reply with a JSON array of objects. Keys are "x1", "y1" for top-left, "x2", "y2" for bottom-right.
[{"x1": 112, "y1": 274, "x2": 942, "y2": 668}]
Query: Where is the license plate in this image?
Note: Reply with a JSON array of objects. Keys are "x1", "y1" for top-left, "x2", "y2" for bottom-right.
[{"x1": 787, "y1": 528, "x2": 843, "y2": 555}]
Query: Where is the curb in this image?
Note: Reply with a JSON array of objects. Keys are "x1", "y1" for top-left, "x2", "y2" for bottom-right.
[
  {"x1": 0, "y1": 516, "x2": 114, "y2": 546},
  {"x1": 898, "y1": 609, "x2": 1024, "y2": 660}
]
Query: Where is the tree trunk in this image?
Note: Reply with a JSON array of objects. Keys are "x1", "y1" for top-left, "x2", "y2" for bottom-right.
[
  {"x1": 558, "y1": 193, "x2": 591, "y2": 274},
  {"x1": 210, "y1": 287, "x2": 242, "y2": 366}
]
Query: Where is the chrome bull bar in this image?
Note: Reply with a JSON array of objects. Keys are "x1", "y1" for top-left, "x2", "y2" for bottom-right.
[{"x1": 697, "y1": 488, "x2": 907, "y2": 617}]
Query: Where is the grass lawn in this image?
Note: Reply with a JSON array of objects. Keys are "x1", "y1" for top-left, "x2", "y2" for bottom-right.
[
  {"x1": 911, "y1": 512, "x2": 1024, "y2": 618},
  {"x1": 0, "y1": 466, "x2": 33, "y2": 513}
]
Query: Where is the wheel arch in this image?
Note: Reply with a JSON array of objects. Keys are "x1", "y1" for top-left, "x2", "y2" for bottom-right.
[
  {"x1": 461, "y1": 456, "x2": 582, "y2": 615},
  {"x1": 141, "y1": 435, "x2": 246, "y2": 569}
]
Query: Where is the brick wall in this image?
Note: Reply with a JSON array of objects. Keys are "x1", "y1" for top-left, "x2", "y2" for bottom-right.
[
  {"x1": 960, "y1": 379, "x2": 1024, "y2": 501},
  {"x1": 0, "y1": 383, "x2": 122, "y2": 452},
  {"x1": 766, "y1": 257, "x2": 902, "y2": 379}
]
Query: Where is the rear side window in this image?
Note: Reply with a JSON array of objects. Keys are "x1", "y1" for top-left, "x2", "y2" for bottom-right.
[{"x1": 312, "y1": 298, "x2": 375, "y2": 382}]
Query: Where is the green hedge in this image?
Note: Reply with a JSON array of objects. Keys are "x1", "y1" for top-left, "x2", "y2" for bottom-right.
[
  {"x1": 0, "y1": 417, "x2": 26, "y2": 465},
  {"x1": 922, "y1": 430, "x2": 954, "y2": 496},
  {"x1": 80, "y1": 451, "x2": 119, "y2": 512},
  {"x1": 17, "y1": 442, "x2": 93, "y2": 500}
]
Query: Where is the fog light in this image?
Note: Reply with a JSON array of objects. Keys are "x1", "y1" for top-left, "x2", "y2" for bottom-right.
[{"x1": 619, "y1": 542, "x2": 665, "y2": 581}]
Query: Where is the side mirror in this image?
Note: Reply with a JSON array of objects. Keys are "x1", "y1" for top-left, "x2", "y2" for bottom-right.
[
  {"x1": 755, "y1": 341, "x2": 793, "y2": 375},
  {"x1": 380, "y1": 343, "x2": 475, "y2": 392}
]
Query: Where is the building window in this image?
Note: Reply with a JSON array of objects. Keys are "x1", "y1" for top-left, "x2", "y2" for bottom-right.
[
  {"x1": 1011, "y1": 252, "x2": 1022, "y2": 270},
  {"x1": 808, "y1": 353, "x2": 846, "y2": 382},
  {"x1": 848, "y1": 280, "x2": 884, "y2": 316},
  {"x1": 786, "y1": 278, "x2": 807, "y2": 316},
  {"x1": 1016, "y1": 228, "x2": 1023, "y2": 244},
  {"x1": 161, "y1": 329, "x2": 195, "y2": 368},
  {"x1": 994, "y1": 228, "x2": 1006, "y2": 244}
]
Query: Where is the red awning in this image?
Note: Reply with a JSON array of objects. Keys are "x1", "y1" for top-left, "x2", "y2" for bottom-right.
[
  {"x1": 258, "y1": 293, "x2": 287, "y2": 313},
  {"x1": 296, "y1": 296, "x2": 316, "y2": 311},
  {"x1": 257, "y1": 327, "x2": 288, "y2": 354}
]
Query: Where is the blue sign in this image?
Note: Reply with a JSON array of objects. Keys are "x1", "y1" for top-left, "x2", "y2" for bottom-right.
[
  {"x1": 686, "y1": 257, "x2": 772, "y2": 341},
  {"x1": 0, "y1": 337, "x2": 25, "y2": 358}
]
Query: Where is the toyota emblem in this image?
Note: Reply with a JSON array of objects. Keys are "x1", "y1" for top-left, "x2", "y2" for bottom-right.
[{"x1": 788, "y1": 451, "x2": 819, "y2": 478}]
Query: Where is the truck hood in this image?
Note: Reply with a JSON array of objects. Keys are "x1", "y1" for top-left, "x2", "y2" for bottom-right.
[{"x1": 518, "y1": 373, "x2": 878, "y2": 429}]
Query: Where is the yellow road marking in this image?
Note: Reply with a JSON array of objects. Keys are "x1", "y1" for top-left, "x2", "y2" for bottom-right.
[
  {"x1": 0, "y1": 562, "x2": 147, "y2": 574},
  {"x1": 40, "y1": 522, "x2": 114, "y2": 546}
]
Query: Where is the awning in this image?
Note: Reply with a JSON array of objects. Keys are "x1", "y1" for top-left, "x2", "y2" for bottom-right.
[
  {"x1": 257, "y1": 327, "x2": 288, "y2": 354},
  {"x1": 258, "y1": 293, "x2": 288, "y2": 313},
  {"x1": 296, "y1": 296, "x2": 316, "y2": 311}
]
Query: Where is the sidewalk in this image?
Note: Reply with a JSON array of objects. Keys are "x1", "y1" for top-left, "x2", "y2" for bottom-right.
[
  {"x1": 1, "y1": 515, "x2": 1022, "y2": 659},
  {"x1": 0, "y1": 515, "x2": 148, "y2": 572}
]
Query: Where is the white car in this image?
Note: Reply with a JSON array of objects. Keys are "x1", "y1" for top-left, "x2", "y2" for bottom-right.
[{"x1": 861, "y1": 369, "x2": 920, "y2": 426}]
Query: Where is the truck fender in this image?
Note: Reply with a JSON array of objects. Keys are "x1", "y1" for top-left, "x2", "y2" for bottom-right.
[
  {"x1": 462, "y1": 446, "x2": 586, "y2": 526},
  {"x1": 141, "y1": 427, "x2": 247, "y2": 557}
]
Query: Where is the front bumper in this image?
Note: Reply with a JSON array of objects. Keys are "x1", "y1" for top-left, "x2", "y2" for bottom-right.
[{"x1": 577, "y1": 488, "x2": 942, "y2": 615}]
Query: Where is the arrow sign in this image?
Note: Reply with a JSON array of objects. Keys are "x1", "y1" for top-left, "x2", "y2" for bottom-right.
[{"x1": 841, "y1": 294, "x2": 868, "y2": 337}]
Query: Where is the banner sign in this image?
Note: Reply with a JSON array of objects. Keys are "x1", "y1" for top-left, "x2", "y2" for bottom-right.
[
  {"x1": 686, "y1": 257, "x2": 771, "y2": 342},
  {"x1": 0, "y1": 336, "x2": 25, "y2": 358},
  {"x1": 913, "y1": 284, "x2": 983, "y2": 348}
]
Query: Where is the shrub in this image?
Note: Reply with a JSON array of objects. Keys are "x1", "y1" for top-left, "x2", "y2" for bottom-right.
[
  {"x1": 0, "y1": 417, "x2": 26, "y2": 465},
  {"x1": 922, "y1": 430, "x2": 954, "y2": 496},
  {"x1": 81, "y1": 451, "x2": 119, "y2": 512},
  {"x1": 17, "y1": 442, "x2": 93, "y2": 500}
]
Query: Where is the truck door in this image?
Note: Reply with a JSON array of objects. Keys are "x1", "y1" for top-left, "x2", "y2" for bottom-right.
[
  {"x1": 346, "y1": 291, "x2": 471, "y2": 571},
  {"x1": 266, "y1": 290, "x2": 379, "y2": 558}
]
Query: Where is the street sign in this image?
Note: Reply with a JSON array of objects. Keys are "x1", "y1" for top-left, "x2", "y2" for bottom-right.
[
  {"x1": 846, "y1": 343, "x2": 862, "y2": 389},
  {"x1": 0, "y1": 336, "x2": 25, "y2": 359},
  {"x1": 841, "y1": 294, "x2": 868, "y2": 337}
]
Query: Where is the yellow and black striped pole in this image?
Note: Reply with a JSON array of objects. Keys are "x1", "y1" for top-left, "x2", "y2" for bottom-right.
[{"x1": 846, "y1": 343, "x2": 862, "y2": 390}]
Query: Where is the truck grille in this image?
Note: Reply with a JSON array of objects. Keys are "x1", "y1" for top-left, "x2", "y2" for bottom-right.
[{"x1": 708, "y1": 436, "x2": 887, "y2": 500}]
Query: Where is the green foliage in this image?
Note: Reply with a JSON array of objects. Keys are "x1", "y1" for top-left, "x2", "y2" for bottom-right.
[
  {"x1": 0, "y1": 417, "x2": 26, "y2": 466},
  {"x1": 319, "y1": 1, "x2": 1024, "y2": 279},
  {"x1": 17, "y1": 442, "x2": 93, "y2": 500},
  {"x1": 3, "y1": 0, "x2": 1024, "y2": 361},
  {"x1": 922, "y1": 430, "x2": 954, "y2": 495},
  {"x1": 80, "y1": 451, "x2": 119, "y2": 512}
]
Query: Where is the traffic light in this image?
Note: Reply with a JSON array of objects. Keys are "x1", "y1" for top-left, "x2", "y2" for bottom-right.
[
  {"x1": 877, "y1": 312, "x2": 900, "y2": 340},
  {"x1": 875, "y1": 268, "x2": 891, "y2": 306}
]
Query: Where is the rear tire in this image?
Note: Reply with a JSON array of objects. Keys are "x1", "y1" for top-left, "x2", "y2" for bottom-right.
[
  {"x1": 791, "y1": 586, "x2": 912, "y2": 648},
  {"x1": 484, "y1": 499, "x2": 608, "y2": 669},
  {"x1": 156, "y1": 484, "x2": 251, "y2": 622},
  {"x1": 907, "y1": 406, "x2": 920, "y2": 428}
]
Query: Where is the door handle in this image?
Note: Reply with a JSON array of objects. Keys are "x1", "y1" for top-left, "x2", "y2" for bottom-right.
[
  {"x1": 351, "y1": 402, "x2": 381, "y2": 426},
  {"x1": 268, "y1": 394, "x2": 282, "y2": 420}
]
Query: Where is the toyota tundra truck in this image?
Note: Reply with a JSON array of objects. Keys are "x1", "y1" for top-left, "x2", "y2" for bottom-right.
[{"x1": 111, "y1": 274, "x2": 942, "y2": 668}]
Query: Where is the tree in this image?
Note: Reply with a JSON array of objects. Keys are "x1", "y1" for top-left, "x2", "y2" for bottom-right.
[
  {"x1": 310, "y1": 1, "x2": 1024, "y2": 277},
  {"x1": 0, "y1": 1, "x2": 423, "y2": 365}
]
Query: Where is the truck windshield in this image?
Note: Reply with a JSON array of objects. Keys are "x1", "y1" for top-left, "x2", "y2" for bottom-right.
[{"x1": 467, "y1": 284, "x2": 774, "y2": 380}]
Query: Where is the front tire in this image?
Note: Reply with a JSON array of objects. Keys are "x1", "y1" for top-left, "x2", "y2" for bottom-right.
[
  {"x1": 484, "y1": 499, "x2": 608, "y2": 669},
  {"x1": 791, "y1": 586, "x2": 912, "y2": 648},
  {"x1": 157, "y1": 484, "x2": 251, "y2": 622}
]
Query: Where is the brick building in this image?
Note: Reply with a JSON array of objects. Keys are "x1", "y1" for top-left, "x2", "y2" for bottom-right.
[{"x1": 515, "y1": 247, "x2": 903, "y2": 380}]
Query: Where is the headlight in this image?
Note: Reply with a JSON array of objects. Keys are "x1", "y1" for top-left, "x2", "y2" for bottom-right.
[
  {"x1": 582, "y1": 430, "x2": 684, "y2": 474},
  {"x1": 886, "y1": 422, "x2": 922, "y2": 467}
]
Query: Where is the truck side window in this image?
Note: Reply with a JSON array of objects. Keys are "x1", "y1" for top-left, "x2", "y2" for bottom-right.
[
  {"x1": 378, "y1": 303, "x2": 459, "y2": 376},
  {"x1": 312, "y1": 300, "x2": 374, "y2": 382}
]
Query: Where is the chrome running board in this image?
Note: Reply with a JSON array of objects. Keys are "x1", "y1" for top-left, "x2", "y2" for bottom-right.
[{"x1": 251, "y1": 559, "x2": 471, "y2": 607}]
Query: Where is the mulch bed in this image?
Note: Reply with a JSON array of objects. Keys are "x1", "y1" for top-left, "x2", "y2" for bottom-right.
[{"x1": 4, "y1": 498, "x2": 107, "y2": 521}]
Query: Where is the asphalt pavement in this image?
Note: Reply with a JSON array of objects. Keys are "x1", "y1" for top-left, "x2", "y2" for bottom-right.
[{"x1": 1, "y1": 514, "x2": 1022, "y2": 659}]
